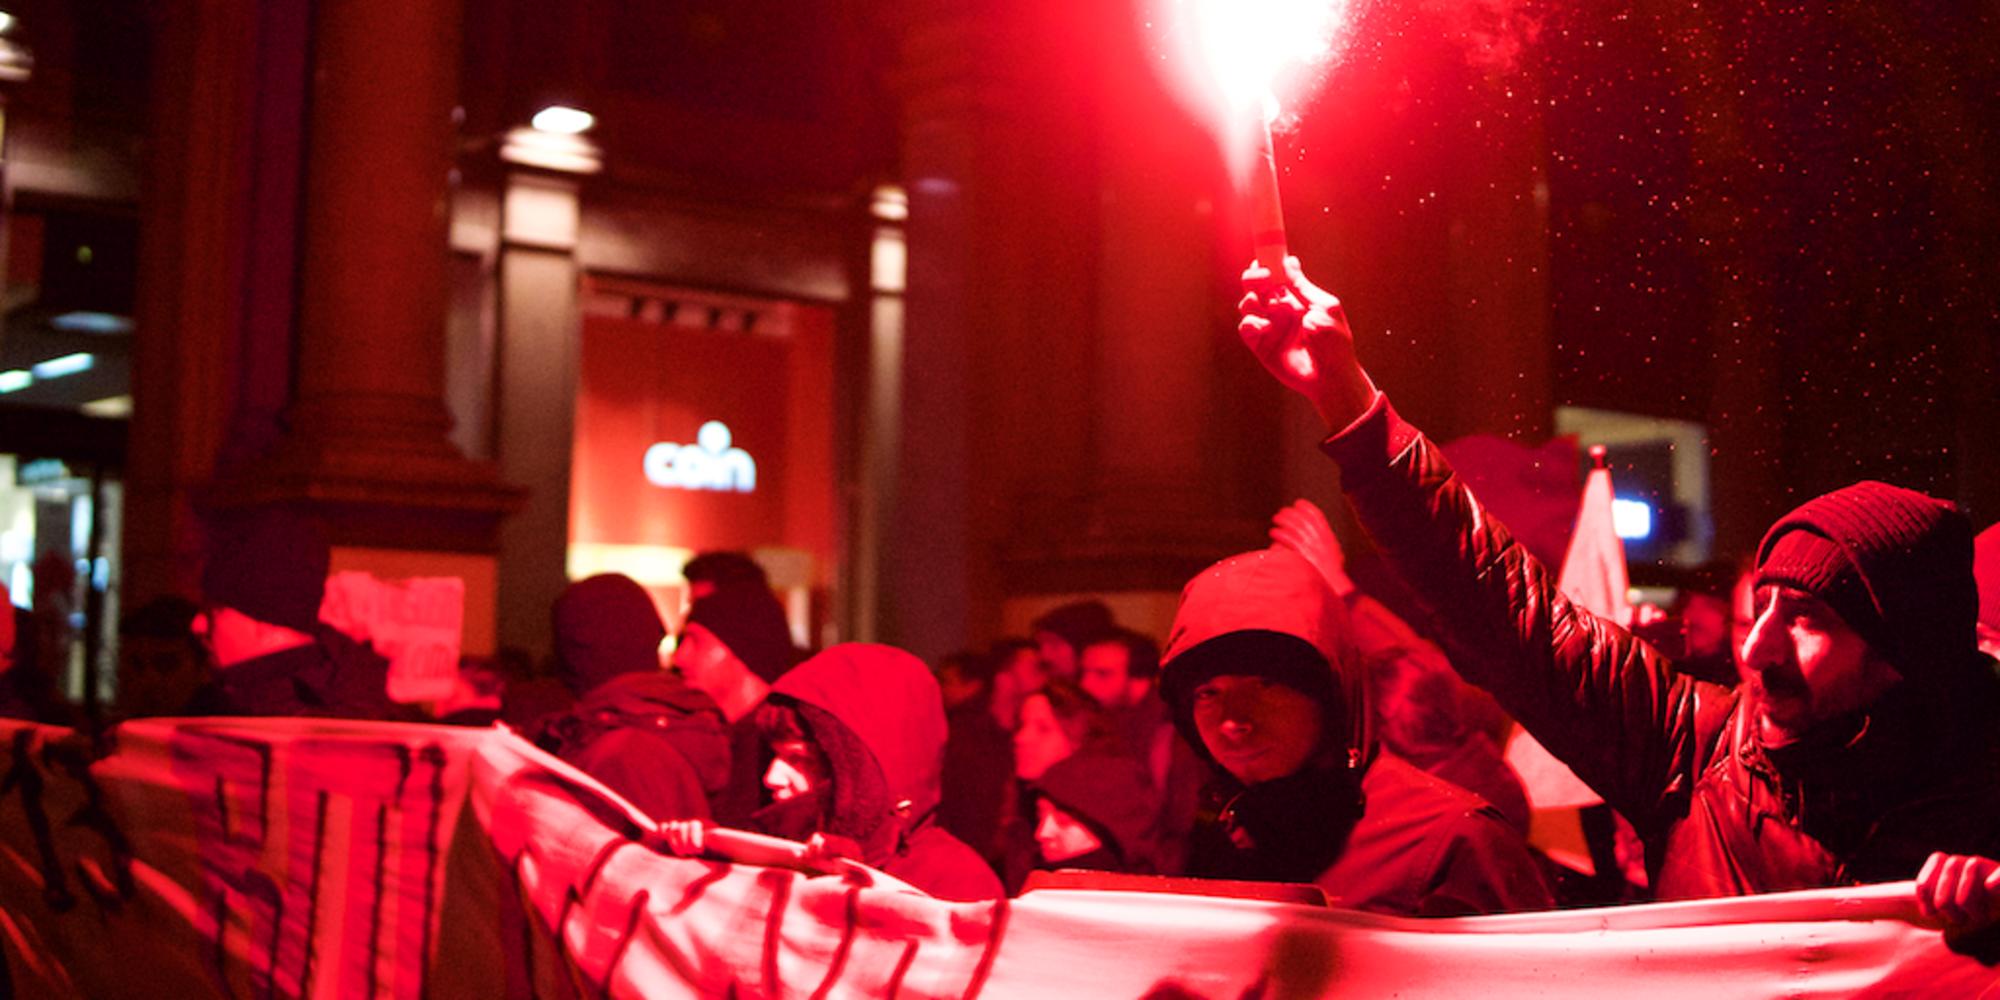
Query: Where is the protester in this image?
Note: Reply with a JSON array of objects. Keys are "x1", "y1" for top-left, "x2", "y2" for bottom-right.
[
  {"x1": 181, "y1": 507, "x2": 402, "y2": 719},
  {"x1": 682, "y1": 550, "x2": 770, "y2": 602},
  {"x1": 533, "y1": 574, "x2": 728, "y2": 822},
  {"x1": 997, "y1": 679, "x2": 1124, "y2": 890},
  {"x1": 1159, "y1": 545, "x2": 1552, "y2": 915},
  {"x1": 934, "y1": 649, "x2": 1013, "y2": 868},
  {"x1": 1030, "y1": 600, "x2": 1116, "y2": 681},
  {"x1": 1012, "y1": 679, "x2": 1110, "y2": 782},
  {"x1": 1079, "y1": 628, "x2": 1203, "y2": 873},
  {"x1": 1027, "y1": 749, "x2": 1162, "y2": 877},
  {"x1": 1238, "y1": 255, "x2": 2000, "y2": 934},
  {"x1": 987, "y1": 637, "x2": 1045, "y2": 732},
  {"x1": 1669, "y1": 560, "x2": 1745, "y2": 687},
  {"x1": 752, "y1": 643, "x2": 1002, "y2": 901},
  {"x1": 672, "y1": 582, "x2": 801, "y2": 825},
  {"x1": 114, "y1": 596, "x2": 206, "y2": 718}
]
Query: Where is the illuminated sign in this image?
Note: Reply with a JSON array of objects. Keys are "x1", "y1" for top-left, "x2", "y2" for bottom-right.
[
  {"x1": 1612, "y1": 497, "x2": 1654, "y2": 540},
  {"x1": 644, "y1": 420, "x2": 757, "y2": 493}
]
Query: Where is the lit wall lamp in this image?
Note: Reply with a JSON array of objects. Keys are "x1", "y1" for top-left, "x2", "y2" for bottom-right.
[
  {"x1": 502, "y1": 104, "x2": 602, "y2": 174},
  {"x1": 0, "y1": 9, "x2": 29, "y2": 83}
]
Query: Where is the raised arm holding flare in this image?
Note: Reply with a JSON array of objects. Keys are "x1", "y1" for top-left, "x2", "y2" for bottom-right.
[{"x1": 1238, "y1": 255, "x2": 2000, "y2": 940}]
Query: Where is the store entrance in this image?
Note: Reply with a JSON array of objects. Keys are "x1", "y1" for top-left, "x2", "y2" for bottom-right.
[
  {"x1": 0, "y1": 413, "x2": 125, "y2": 720},
  {"x1": 567, "y1": 278, "x2": 838, "y2": 645}
]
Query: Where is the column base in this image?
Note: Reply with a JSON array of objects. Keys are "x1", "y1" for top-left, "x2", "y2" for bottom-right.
[{"x1": 211, "y1": 435, "x2": 525, "y2": 554}]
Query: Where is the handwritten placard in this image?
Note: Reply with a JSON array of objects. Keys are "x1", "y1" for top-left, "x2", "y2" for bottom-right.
[{"x1": 320, "y1": 572, "x2": 464, "y2": 703}]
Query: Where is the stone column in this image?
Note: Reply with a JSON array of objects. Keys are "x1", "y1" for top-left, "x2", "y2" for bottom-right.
[
  {"x1": 127, "y1": 0, "x2": 307, "y2": 607},
  {"x1": 216, "y1": 0, "x2": 521, "y2": 654}
]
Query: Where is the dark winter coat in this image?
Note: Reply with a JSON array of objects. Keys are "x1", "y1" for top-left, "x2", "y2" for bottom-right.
[
  {"x1": 533, "y1": 671, "x2": 731, "y2": 823},
  {"x1": 770, "y1": 644, "x2": 1003, "y2": 902},
  {"x1": 181, "y1": 626, "x2": 409, "y2": 721},
  {"x1": 1322, "y1": 394, "x2": 2000, "y2": 899},
  {"x1": 938, "y1": 697, "x2": 1013, "y2": 865}
]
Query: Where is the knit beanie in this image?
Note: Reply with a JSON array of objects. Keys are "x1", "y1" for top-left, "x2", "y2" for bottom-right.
[
  {"x1": 552, "y1": 574, "x2": 667, "y2": 695},
  {"x1": 683, "y1": 584, "x2": 799, "y2": 684},
  {"x1": 1754, "y1": 481, "x2": 1977, "y2": 679},
  {"x1": 200, "y1": 507, "x2": 330, "y2": 634}
]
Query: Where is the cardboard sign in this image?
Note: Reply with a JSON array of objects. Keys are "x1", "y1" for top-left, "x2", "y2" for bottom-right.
[{"x1": 319, "y1": 572, "x2": 465, "y2": 703}]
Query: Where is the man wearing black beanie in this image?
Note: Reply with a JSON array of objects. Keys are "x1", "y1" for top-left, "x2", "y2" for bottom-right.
[
  {"x1": 1239, "y1": 256, "x2": 2000, "y2": 939},
  {"x1": 533, "y1": 574, "x2": 730, "y2": 823},
  {"x1": 673, "y1": 580, "x2": 802, "y2": 826},
  {"x1": 182, "y1": 506, "x2": 401, "y2": 720}
]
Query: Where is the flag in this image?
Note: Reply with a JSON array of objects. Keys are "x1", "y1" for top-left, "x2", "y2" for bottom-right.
[
  {"x1": 1506, "y1": 449, "x2": 1634, "y2": 873},
  {"x1": 1557, "y1": 448, "x2": 1632, "y2": 627}
]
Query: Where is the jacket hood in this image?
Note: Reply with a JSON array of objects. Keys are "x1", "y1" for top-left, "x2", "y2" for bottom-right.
[
  {"x1": 1159, "y1": 546, "x2": 1375, "y2": 775},
  {"x1": 770, "y1": 643, "x2": 947, "y2": 819},
  {"x1": 1033, "y1": 750, "x2": 1161, "y2": 869}
]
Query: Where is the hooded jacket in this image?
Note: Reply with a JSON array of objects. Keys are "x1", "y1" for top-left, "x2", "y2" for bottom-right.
[
  {"x1": 1321, "y1": 394, "x2": 2000, "y2": 899},
  {"x1": 1160, "y1": 547, "x2": 1551, "y2": 915},
  {"x1": 1033, "y1": 749, "x2": 1163, "y2": 874},
  {"x1": 769, "y1": 644, "x2": 1002, "y2": 901}
]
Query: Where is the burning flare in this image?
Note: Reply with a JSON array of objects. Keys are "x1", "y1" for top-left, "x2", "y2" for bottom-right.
[{"x1": 1149, "y1": 0, "x2": 1361, "y2": 267}]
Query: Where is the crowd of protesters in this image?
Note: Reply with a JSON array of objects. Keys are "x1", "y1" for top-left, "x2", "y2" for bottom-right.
[{"x1": 6, "y1": 261, "x2": 2000, "y2": 940}]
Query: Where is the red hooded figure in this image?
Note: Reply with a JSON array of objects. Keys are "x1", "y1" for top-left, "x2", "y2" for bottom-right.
[
  {"x1": 762, "y1": 643, "x2": 1003, "y2": 901},
  {"x1": 1160, "y1": 547, "x2": 1551, "y2": 916}
]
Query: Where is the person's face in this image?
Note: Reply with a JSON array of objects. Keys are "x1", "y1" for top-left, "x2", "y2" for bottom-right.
[
  {"x1": 764, "y1": 730, "x2": 831, "y2": 803},
  {"x1": 1036, "y1": 632, "x2": 1078, "y2": 680},
  {"x1": 672, "y1": 623, "x2": 746, "y2": 697},
  {"x1": 1681, "y1": 593, "x2": 1731, "y2": 659},
  {"x1": 937, "y1": 664, "x2": 983, "y2": 709},
  {"x1": 1002, "y1": 648, "x2": 1046, "y2": 689},
  {"x1": 1033, "y1": 798, "x2": 1103, "y2": 864},
  {"x1": 1192, "y1": 674, "x2": 1324, "y2": 785},
  {"x1": 1013, "y1": 693, "x2": 1078, "y2": 781},
  {"x1": 1738, "y1": 586, "x2": 1901, "y2": 746},
  {"x1": 1079, "y1": 643, "x2": 1141, "y2": 709}
]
